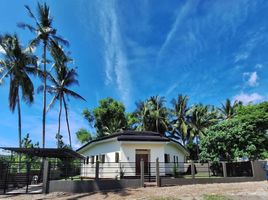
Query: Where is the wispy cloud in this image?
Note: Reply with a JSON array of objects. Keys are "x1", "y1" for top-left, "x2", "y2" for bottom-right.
[
  {"x1": 235, "y1": 52, "x2": 249, "y2": 63},
  {"x1": 233, "y1": 92, "x2": 263, "y2": 104},
  {"x1": 156, "y1": 1, "x2": 196, "y2": 66},
  {"x1": 99, "y1": 0, "x2": 132, "y2": 106},
  {"x1": 243, "y1": 71, "x2": 259, "y2": 87},
  {"x1": 165, "y1": 82, "x2": 179, "y2": 97},
  {"x1": 255, "y1": 63, "x2": 263, "y2": 69}
]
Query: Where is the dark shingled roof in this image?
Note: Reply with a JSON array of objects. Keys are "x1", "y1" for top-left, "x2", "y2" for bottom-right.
[
  {"x1": 76, "y1": 131, "x2": 187, "y2": 153},
  {"x1": 0, "y1": 147, "x2": 84, "y2": 159}
]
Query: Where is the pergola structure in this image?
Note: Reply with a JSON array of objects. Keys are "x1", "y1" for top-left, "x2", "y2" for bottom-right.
[{"x1": 0, "y1": 147, "x2": 84, "y2": 160}]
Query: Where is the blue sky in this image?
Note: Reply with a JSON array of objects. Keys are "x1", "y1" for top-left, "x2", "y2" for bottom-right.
[{"x1": 0, "y1": 0, "x2": 268, "y2": 149}]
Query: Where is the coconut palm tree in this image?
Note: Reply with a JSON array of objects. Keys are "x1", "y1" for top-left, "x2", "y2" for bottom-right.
[
  {"x1": 18, "y1": 2, "x2": 69, "y2": 148},
  {"x1": 170, "y1": 94, "x2": 190, "y2": 145},
  {"x1": 39, "y1": 42, "x2": 85, "y2": 148},
  {"x1": 187, "y1": 104, "x2": 218, "y2": 159},
  {"x1": 134, "y1": 100, "x2": 150, "y2": 131},
  {"x1": 0, "y1": 34, "x2": 37, "y2": 152},
  {"x1": 218, "y1": 98, "x2": 241, "y2": 120},
  {"x1": 147, "y1": 96, "x2": 169, "y2": 135}
]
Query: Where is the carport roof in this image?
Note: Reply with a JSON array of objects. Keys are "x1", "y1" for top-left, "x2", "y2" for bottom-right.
[{"x1": 0, "y1": 147, "x2": 84, "y2": 159}]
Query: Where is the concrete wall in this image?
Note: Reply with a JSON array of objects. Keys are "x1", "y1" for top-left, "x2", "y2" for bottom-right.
[
  {"x1": 160, "y1": 177, "x2": 259, "y2": 186},
  {"x1": 49, "y1": 179, "x2": 140, "y2": 193},
  {"x1": 160, "y1": 160, "x2": 267, "y2": 187}
]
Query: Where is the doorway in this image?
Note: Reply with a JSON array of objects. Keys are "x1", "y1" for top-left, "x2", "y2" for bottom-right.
[{"x1": 135, "y1": 149, "x2": 150, "y2": 175}]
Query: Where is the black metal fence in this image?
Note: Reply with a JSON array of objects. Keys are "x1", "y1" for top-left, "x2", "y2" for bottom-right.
[
  {"x1": 47, "y1": 160, "x2": 253, "y2": 181},
  {"x1": 0, "y1": 161, "x2": 43, "y2": 194}
]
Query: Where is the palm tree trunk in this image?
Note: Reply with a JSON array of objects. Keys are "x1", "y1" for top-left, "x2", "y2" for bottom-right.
[
  {"x1": 57, "y1": 97, "x2": 62, "y2": 148},
  {"x1": 63, "y1": 96, "x2": 72, "y2": 148},
  {"x1": 42, "y1": 41, "x2": 47, "y2": 148},
  {"x1": 17, "y1": 94, "x2": 22, "y2": 171}
]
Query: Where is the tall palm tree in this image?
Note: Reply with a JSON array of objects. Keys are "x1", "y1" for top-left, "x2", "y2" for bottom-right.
[
  {"x1": 147, "y1": 96, "x2": 169, "y2": 135},
  {"x1": 134, "y1": 96, "x2": 168, "y2": 135},
  {"x1": 170, "y1": 94, "x2": 190, "y2": 145},
  {"x1": 134, "y1": 100, "x2": 150, "y2": 131},
  {"x1": 187, "y1": 104, "x2": 218, "y2": 159},
  {"x1": 0, "y1": 34, "x2": 37, "y2": 151},
  {"x1": 40, "y1": 42, "x2": 85, "y2": 148},
  {"x1": 218, "y1": 98, "x2": 241, "y2": 120},
  {"x1": 18, "y1": 2, "x2": 69, "y2": 148}
]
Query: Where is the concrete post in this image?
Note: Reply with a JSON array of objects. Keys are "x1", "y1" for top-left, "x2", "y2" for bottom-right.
[
  {"x1": 156, "y1": 158, "x2": 160, "y2": 187},
  {"x1": 95, "y1": 160, "x2": 99, "y2": 180},
  {"x1": 222, "y1": 161, "x2": 227, "y2": 178},
  {"x1": 251, "y1": 161, "x2": 255, "y2": 178},
  {"x1": 42, "y1": 159, "x2": 51, "y2": 194},
  {"x1": 191, "y1": 160, "x2": 195, "y2": 179},
  {"x1": 140, "y1": 159, "x2": 144, "y2": 187}
]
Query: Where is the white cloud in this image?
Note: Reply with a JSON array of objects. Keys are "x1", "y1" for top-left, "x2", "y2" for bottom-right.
[
  {"x1": 233, "y1": 92, "x2": 263, "y2": 104},
  {"x1": 165, "y1": 82, "x2": 179, "y2": 96},
  {"x1": 243, "y1": 71, "x2": 258, "y2": 87},
  {"x1": 255, "y1": 63, "x2": 263, "y2": 69},
  {"x1": 156, "y1": 1, "x2": 197, "y2": 66},
  {"x1": 234, "y1": 52, "x2": 249, "y2": 63},
  {"x1": 99, "y1": 1, "x2": 132, "y2": 106}
]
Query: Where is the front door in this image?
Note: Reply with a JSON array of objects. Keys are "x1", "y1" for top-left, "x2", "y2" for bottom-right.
[{"x1": 135, "y1": 151, "x2": 149, "y2": 175}]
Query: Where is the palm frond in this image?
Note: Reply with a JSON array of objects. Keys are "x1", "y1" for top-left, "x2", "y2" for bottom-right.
[
  {"x1": 17, "y1": 23, "x2": 36, "y2": 33},
  {"x1": 46, "y1": 95, "x2": 58, "y2": 112},
  {"x1": 63, "y1": 88, "x2": 86, "y2": 101}
]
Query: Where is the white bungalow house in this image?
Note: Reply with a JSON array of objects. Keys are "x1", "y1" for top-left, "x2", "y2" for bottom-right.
[{"x1": 76, "y1": 131, "x2": 189, "y2": 179}]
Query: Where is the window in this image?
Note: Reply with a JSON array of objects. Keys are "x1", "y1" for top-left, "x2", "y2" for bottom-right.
[
  {"x1": 91, "y1": 156, "x2": 94, "y2": 164},
  {"x1": 101, "y1": 154, "x2": 105, "y2": 163},
  {"x1": 164, "y1": 154, "x2": 170, "y2": 163},
  {"x1": 96, "y1": 155, "x2": 99, "y2": 162},
  {"x1": 176, "y1": 156, "x2": 179, "y2": 167},
  {"x1": 173, "y1": 155, "x2": 176, "y2": 164},
  {"x1": 115, "y1": 152, "x2": 119, "y2": 163}
]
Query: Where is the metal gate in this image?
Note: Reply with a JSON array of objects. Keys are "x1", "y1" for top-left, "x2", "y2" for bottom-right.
[{"x1": 0, "y1": 161, "x2": 43, "y2": 194}]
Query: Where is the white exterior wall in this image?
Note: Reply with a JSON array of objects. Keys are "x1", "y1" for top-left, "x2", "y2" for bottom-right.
[
  {"x1": 164, "y1": 142, "x2": 187, "y2": 174},
  {"x1": 120, "y1": 142, "x2": 165, "y2": 176},
  {"x1": 79, "y1": 139, "x2": 188, "y2": 178},
  {"x1": 79, "y1": 139, "x2": 121, "y2": 178}
]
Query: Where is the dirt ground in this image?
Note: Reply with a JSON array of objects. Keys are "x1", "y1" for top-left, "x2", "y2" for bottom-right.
[{"x1": 0, "y1": 181, "x2": 267, "y2": 200}]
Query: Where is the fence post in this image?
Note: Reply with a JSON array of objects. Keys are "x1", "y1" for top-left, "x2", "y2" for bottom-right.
[
  {"x1": 191, "y1": 160, "x2": 195, "y2": 179},
  {"x1": 26, "y1": 162, "x2": 31, "y2": 194},
  {"x1": 3, "y1": 162, "x2": 9, "y2": 194},
  {"x1": 156, "y1": 158, "x2": 160, "y2": 187},
  {"x1": 42, "y1": 159, "x2": 51, "y2": 194},
  {"x1": 222, "y1": 161, "x2": 227, "y2": 178},
  {"x1": 95, "y1": 160, "x2": 99, "y2": 180},
  {"x1": 140, "y1": 159, "x2": 144, "y2": 187},
  {"x1": 251, "y1": 160, "x2": 255, "y2": 178}
]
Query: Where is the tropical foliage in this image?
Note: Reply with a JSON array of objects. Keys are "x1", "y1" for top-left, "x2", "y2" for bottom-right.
[
  {"x1": 82, "y1": 98, "x2": 128, "y2": 138},
  {"x1": 19, "y1": 2, "x2": 69, "y2": 148},
  {"x1": 76, "y1": 128, "x2": 92, "y2": 144},
  {"x1": 0, "y1": 2, "x2": 84, "y2": 151},
  {"x1": 200, "y1": 102, "x2": 268, "y2": 161},
  {"x1": 0, "y1": 34, "x2": 37, "y2": 151}
]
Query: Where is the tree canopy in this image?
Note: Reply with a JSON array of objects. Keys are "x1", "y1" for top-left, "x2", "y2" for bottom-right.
[
  {"x1": 200, "y1": 102, "x2": 268, "y2": 161},
  {"x1": 82, "y1": 98, "x2": 128, "y2": 138}
]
